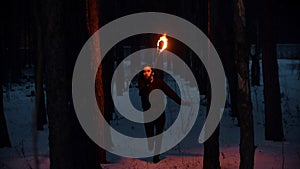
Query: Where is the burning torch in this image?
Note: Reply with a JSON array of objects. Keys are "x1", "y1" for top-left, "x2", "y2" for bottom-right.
[
  {"x1": 154, "y1": 34, "x2": 168, "y2": 66},
  {"x1": 157, "y1": 33, "x2": 168, "y2": 53}
]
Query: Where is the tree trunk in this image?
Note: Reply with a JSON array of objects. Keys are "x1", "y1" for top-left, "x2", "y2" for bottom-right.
[
  {"x1": 0, "y1": 80, "x2": 12, "y2": 148},
  {"x1": 0, "y1": 0, "x2": 12, "y2": 148},
  {"x1": 31, "y1": 0, "x2": 47, "y2": 167},
  {"x1": 250, "y1": 20, "x2": 261, "y2": 86},
  {"x1": 43, "y1": 0, "x2": 101, "y2": 168},
  {"x1": 33, "y1": 0, "x2": 47, "y2": 131},
  {"x1": 203, "y1": 95, "x2": 220, "y2": 169},
  {"x1": 233, "y1": 0, "x2": 255, "y2": 169},
  {"x1": 251, "y1": 44, "x2": 260, "y2": 86},
  {"x1": 251, "y1": 1, "x2": 262, "y2": 86},
  {"x1": 211, "y1": 0, "x2": 238, "y2": 121},
  {"x1": 262, "y1": 0, "x2": 284, "y2": 141},
  {"x1": 8, "y1": 0, "x2": 21, "y2": 83},
  {"x1": 203, "y1": 0, "x2": 220, "y2": 168},
  {"x1": 85, "y1": 0, "x2": 108, "y2": 164}
]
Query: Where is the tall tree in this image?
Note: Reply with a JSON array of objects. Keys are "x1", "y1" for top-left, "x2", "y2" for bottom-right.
[
  {"x1": 233, "y1": 0, "x2": 255, "y2": 169},
  {"x1": 262, "y1": 0, "x2": 284, "y2": 141},
  {"x1": 43, "y1": 0, "x2": 101, "y2": 168},
  {"x1": 32, "y1": 0, "x2": 47, "y2": 168},
  {"x1": 249, "y1": 0, "x2": 261, "y2": 86},
  {"x1": 0, "y1": 79, "x2": 12, "y2": 148},
  {"x1": 0, "y1": 0, "x2": 12, "y2": 149},
  {"x1": 86, "y1": 0, "x2": 109, "y2": 164},
  {"x1": 203, "y1": 0, "x2": 220, "y2": 168},
  {"x1": 210, "y1": 0, "x2": 238, "y2": 121},
  {"x1": 32, "y1": 0, "x2": 47, "y2": 131},
  {"x1": 11, "y1": 0, "x2": 25, "y2": 82},
  {"x1": 250, "y1": 43, "x2": 261, "y2": 86}
]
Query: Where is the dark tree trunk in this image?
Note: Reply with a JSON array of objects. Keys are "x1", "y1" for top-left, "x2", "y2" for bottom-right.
[
  {"x1": 251, "y1": 43, "x2": 260, "y2": 86},
  {"x1": 250, "y1": 2, "x2": 262, "y2": 86},
  {"x1": 8, "y1": 0, "x2": 22, "y2": 83},
  {"x1": 85, "y1": 0, "x2": 108, "y2": 164},
  {"x1": 35, "y1": 75, "x2": 47, "y2": 131},
  {"x1": 203, "y1": 0, "x2": 220, "y2": 168},
  {"x1": 0, "y1": 4, "x2": 11, "y2": 147},
  {"x1": 262, "y1": 0, "x2": 284, "y2": 141},
  {"x1": 32, "y1": 0, "x2": 47, "y2": 131},
  {"x1": 43, "y1": 0, "x2": 101, "y2": 168},
  {"x1": 0, "y1": 0, "x2": 12, "y2": 148},
  {"x1": 0, "y1": 80, "x2": 12, "y2": 148},
  {"x1": 233, "y1": 0, "x2": 255, "y2": 169},
  {"x1": 203, "y1": 86, "x2": 220, "y2": 169},
  {"x1": 203, "y1": 130, "x2": 220, "y2": 169},
  {"x1": 1, "y1": 1, "x2": 9, "y2": 82},
  {"x1": 211, "y1": 0, "x2": 238, "y2": 121},
  {"x1": 31, "y1": 0, "x2": 47, "y2": 167}
]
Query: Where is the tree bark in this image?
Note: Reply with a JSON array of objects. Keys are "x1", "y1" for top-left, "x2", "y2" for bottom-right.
[
  {"x1": 251, "y1": 45, "x2": 260, "y2": 86},
  {"x1": 203, "y1": 0, "x2": 220, "y2": 168},
  {"x1": 262, "y1": 0, "x2": 284, "y2": 141},
  {"x1": 250, "y1": 20, "x2": 261, "y2": 86},
  {"x1": 44, "y1": 0, "x2": 101, "y2": 168},
  {"x1": 233, "y1": 0, "x2": 255, "y2": 169},
  {"x1": 0, "y1": 80, "x2": 12, "y2": 148},
  {"x1": 8, "y1": 0, "x2": 22, "y2": 83},
  {"x1": 32, "y1": 0, "x2": 47, "y2": 131},
  {"x1": 211, "y1": 0, "x2": 238, "y2": 121},
  {"x1": 250, "y1": 0, "x2": 262, "y2": 86},
  {"x1": 31, "y1": 0, "x2": 47, "y2": 167},
  {"x1": 203, "y1": 97, "x2": 221, "y2": 169},
  {"x1": 85, "y1": 0, "x2": 109, "y2": 164},
  {"x1": 0, "y1": 0, "x2": 12, "y2": 148}
]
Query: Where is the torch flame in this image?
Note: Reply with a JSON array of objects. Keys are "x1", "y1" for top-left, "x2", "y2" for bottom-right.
[{"x1": 157, "y1": 34, "x2": 168, "y2": 53}]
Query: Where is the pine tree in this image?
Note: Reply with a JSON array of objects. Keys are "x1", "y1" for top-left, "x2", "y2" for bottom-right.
[{"x1": 233, "y1": 0, "x2": 255, "y2": 168}]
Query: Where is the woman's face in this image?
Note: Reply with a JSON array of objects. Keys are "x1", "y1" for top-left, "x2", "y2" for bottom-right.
[{"x1": 143, "y1": 66, "x2": 152, "y2": 79}]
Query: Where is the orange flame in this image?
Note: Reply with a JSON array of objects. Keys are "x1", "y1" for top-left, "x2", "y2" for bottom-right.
[{"x1": 157, "y1": 34, "x2": 168, "y2": 53}]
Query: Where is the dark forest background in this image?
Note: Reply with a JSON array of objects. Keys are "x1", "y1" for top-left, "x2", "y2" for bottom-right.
[{"x1": 0, "y1": 0, "x2": 299, "y2": 169}]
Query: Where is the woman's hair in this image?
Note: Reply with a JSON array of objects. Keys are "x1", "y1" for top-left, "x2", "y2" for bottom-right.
[{"x1": 138, "y1": 66, "x2": 156, "y2": 80}]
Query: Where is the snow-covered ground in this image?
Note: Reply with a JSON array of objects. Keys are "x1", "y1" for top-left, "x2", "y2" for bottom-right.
[{"x1": 1, "y1": 59, "x2": 299, "y2": 169}]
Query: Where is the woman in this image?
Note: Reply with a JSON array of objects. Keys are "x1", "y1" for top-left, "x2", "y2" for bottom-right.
[{"x1": 138, "y1": 66, "x2": 184, "y2": 163}]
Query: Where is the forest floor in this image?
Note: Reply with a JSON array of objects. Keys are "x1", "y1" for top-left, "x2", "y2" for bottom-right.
[{"x1": 0, "y1": 59, "x2": 300, "y2": 169}]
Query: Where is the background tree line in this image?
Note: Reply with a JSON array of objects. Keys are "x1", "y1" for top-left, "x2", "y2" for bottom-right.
[{"x1": 1, "y1": 0, "x2": 299, "y2": 168}]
